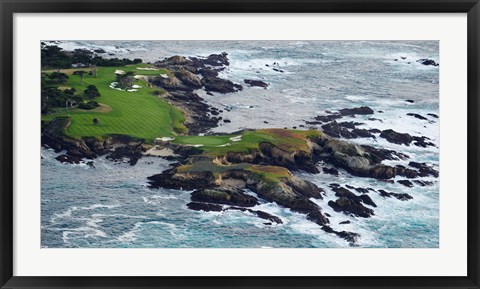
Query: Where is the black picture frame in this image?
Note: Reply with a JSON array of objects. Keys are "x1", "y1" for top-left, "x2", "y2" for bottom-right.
[{"x1": 1, "y1": 0, "x2": 479, "y2": 288}]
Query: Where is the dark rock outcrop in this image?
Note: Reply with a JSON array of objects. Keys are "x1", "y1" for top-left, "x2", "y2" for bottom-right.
[
  {"x1": 55, "y1": 154, "x2": 81, "y2": 164},
  {"x1": 323, "y1": 167, "x2": 339, "y2": 176},
  {"x1": 339, "y1": 106, "x2": 374, "y2": 116},
  {"x1": 328, "y1": 186, "x2": 376, "y2": 218},
  {"x1": 378, "y1": 189, "x2": 413, "y2": 201},
  {"x1": 408, "y1": 162, "x2": 439, "y2": 177},
  {"x1": 202, "y1": 77, "x2": 243, "y2": 93},
  {"x1": 191, "y1": 188, "x2": 258, "y2": 207},
  {"x1": 416, "y1": 58, "x2": 439, "y2": 67},
  {"x1": 106, "y1": 144, "x2": 144, "y2": 166},
  {"x1": 398, "y1": 180, "x2": 414, "y2": 188},
  {"x1": 321, "y1": 225, "x2": 359, "y2": 244},
  {"x1": 244, "y1": 79, "x2": 269, "y2": 89},
  {"x1": 227, "y1": 207, "x2": 282, "y2": 224},
  {"x1": 380, "y1": 129, "x2": 412, "y2": 146},
  {"x1": 187, "y1": 202, "x2": 223, "y2": 212},
  {"x1": 148, "y1": 169, "x2": 216, "y2": 191}
]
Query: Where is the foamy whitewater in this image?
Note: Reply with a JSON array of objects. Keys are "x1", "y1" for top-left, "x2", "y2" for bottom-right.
[{"x1": 41, "y1": 41, "x2": 439, "y2": 248}]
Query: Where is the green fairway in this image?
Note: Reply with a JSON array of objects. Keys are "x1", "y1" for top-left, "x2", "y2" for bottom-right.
[
  {"x1": 42, "y1": 65, "x2": 186, "y2": 143},
  {"x1": 173, "y1": 129, "x2": 322, "y2": 155}
]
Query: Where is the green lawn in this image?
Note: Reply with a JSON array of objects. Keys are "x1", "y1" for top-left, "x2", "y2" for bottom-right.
[
  {"x1": 42, "y1": 65, "x2": 186, "y2": 143},
  {"x1": 173, "y1": 129, "x2": 322, "y2": 156}
]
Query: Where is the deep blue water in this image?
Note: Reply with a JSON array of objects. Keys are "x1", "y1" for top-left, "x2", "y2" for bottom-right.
[{"x1": 42, "y1": 41, "x2": 439, "y2": 248}]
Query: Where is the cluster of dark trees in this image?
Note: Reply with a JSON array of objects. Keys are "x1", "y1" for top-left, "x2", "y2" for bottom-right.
[
  {"x1": 116, "y1": 71, "x2": 136, "y2": 89},
  {"x1": 41, "y1": 44, "x2": 142, "y2": 70},
  {"x1": 41, "y1": 72, "x2": 101, "y2": 114}
]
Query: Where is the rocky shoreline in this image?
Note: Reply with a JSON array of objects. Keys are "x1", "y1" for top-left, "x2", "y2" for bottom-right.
[{"x1": 42, "y1": 51, "x2": 439, "y2": 246}]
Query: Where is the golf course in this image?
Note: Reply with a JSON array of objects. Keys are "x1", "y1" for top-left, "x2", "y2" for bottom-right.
[{"x1": 42, "y1": 64, "x2": 186, "y2": 143}]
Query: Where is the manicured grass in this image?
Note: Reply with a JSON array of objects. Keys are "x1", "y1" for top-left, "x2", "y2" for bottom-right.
[
  {"x1": 173, "y1": 129, "x2": 322, "y2": 156},
  {"x1": 42, "y1": 65, "x2": 185, "y2": 143},
  {"x1": 246, "y1": 165, "x2": 292, "y2": 184}
]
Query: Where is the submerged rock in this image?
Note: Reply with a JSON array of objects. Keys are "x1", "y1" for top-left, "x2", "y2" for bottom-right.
[
  {"x1": 244, "y1": 79, "x2": 269, "y2": 89},
  {"x1": 321, "y1": 226, "x2": 359, "y2": 244},
  {"x1": 378, "y1": 189, "x2": 413, "y2": 201},
  {"x1": 407, "y1": 113, "x2": 428, "y2": 120},
  {"x1": 416, "y1": 58, "x2": 439, "y2": 66}
]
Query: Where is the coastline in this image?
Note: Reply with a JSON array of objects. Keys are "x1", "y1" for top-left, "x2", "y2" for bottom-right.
[{"x1": 41, "y1": 41, "x2": 439, "y2": 248}]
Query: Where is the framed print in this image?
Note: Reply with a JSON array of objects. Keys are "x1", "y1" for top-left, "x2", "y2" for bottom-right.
[{"x1": 1, "y1": 0, "x2": 479, "y2": 288}]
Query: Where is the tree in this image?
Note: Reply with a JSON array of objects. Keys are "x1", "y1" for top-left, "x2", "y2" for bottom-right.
[
  {"x1": 73, "y1": 70, "x2": 88, "y2": 84},
  {"x1": 84, "y1": 85, "x2": 100, "y2": 99},
  {"x1": 72, "y1": 49, "x2": 93, "y2": 65},
  {"x1": 116, "y1": 71, "x2": 135, "y2": 89},
  {"x1": 47, "y1": 72, "x2": 69, "y2": 84},
  {"x1": 41, "y1": 45, "x2": 72, "y2": 69},
  {"x1": 93, "y1": 118, "x2": 100, "y2": 125}
]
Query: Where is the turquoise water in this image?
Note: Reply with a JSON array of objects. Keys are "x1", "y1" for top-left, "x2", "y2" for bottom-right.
[{"x1": 42, "y1": 41, "x2": 439, "y2": 248}]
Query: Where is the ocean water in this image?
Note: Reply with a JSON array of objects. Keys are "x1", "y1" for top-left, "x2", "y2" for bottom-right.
[{"x1": 42, "y1": 41, "x2": 439, "y2": 248}]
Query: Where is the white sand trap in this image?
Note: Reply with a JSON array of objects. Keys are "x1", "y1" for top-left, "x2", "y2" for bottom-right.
[
  {"x1": 229, "y1": 136, "x2": 242, "y2": 142},
  {"x1": 132, "y1": 85, "x2": 142, "y2": 89},
  {"x1": 115, "y1": 70, "x2": 125, "y2": 75},
  {"x1": 186, "y1": 144, "x2": 204, "y2": 147},
  {"x1": 127, "y1": 89, "x2": 138, "y2": 92},
  {"x1": 134, "y1": 75, "x2": 146, "y2": 79},
  {"x1": 144, "y1": 146, "x2": 177, "y2": 157},
  {"x1": 217, "y1": 143, "x2": 231, "y2": 147},
  {"x1": 137, "y1": 67, "x2": 159, "y2": 71},
  {"x1": 159, "y1": 73, "x2": 169, "y2": 78},
  {"x1": 156, "y1": 137, "x2": 175, "y2": 142}
]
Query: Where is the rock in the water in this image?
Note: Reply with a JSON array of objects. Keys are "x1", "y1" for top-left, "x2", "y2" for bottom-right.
[
  {"x1": 244, "y1": 79, "x2": 269, "y2": 89},
  {"x1": 323, "y1": 167, "x2": 339, "y2": 176},
  {"x1": 314, "y1": 114, "x2": 342, "y2": 123},
  {"x1": 416, "y1": 58, "x2": 439, "y2": 66},
  {"x1": 148, "y1": 169, "x2": 216, "y2": 190},
  {"x1": 321, "y1": 225, "x2": 359, "y2": 244},
  {"x1": 328, "y1": 187, "x2": 375, "y2": 218},
  {"x1": 398, "y1": 180, "x2": 414, "y2": 187},
  {"x1": 380, "y1": 129, "x2": 412, "y2": 146},
  {"x1": 408, "y1": 162, "x2": 439, "y2": 177},
  {"x1": 227, "y1": 207, "x2": 283, "y2": 224},
  {"x1": 187, "y1": 202, "x2": 223, "y2": 212},
  {"x1": 407, "y1": 113, "x2": 428, "y2": 120},
  {"x1": 55, "y1": 154, "x2": 81, "y2": 164},
  {"x1": 191, "y1": 188, "x2": 258, "y2": 207},
  {"x1": 338, "y1": 106, "x2": 374, "y2": 116},
  {"x1": 427, "y1": 113, "x2": 439, "y2": 119},
  {"x1": 332, "y1": 186, "x2": 377, "y2": 208},
  {"x1": 414, "y1": 180, "x2": 434, "y2": 186},
  {"x1": 338, "y1": 121, "x2": 363, "y2": 129},
  {"x1": 202, "y1": 77, "x2": 243, "y2": 93},
  {"x1": 378, "y1": 189, "x2": 413, "y2": 201},
  {"x1": 339, "y1": 220, "x2": 351, "y2": 225}
]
